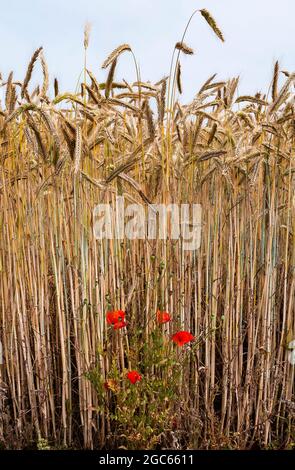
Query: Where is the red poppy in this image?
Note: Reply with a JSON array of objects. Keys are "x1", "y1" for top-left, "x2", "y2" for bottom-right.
[
  {"x1": 172, "y1": 331, "x2": 194, "y2": 347},
  {"x1": 156, "y1": 310, "x2": 172, "y2": 324},
  {"x1": 127, "y1": 370, "x2": 142, "y2": 384},
  {"x1": 106, "y1": 310, "x2": 126, "y2": 328}
]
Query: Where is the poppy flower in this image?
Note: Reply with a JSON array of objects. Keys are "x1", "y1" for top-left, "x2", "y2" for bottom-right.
[
  {"x1": 172, "y1": 330, "x2": 194, "y2": 347},
  {"x1": 127, "y1": 370, "x2": 142, "y2": 384},
  {"x1": 156, "y1": 310, "x2": 172, "y2": 324},
  {"x1": 106, "y1": 310, "x2": 126, "y2": 328}
]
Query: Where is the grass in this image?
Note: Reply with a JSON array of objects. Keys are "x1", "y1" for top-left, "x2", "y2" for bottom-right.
[{"x1": 0, "y1": 8, "x2": 294, "y2": 450}]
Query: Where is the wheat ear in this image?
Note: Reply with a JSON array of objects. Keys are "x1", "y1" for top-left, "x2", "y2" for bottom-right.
[
  {"x1": 102, "y1": 44, "x2": 131, "y2": 69},
  {"x1": 200, "y1": 9, "x2": 225, "y2": 42},
  {"x1": 21, "y1": 47, "x2": 43, "y2": 98}
]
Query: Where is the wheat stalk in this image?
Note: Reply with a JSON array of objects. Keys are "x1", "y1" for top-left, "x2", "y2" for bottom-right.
[{"x1": 73, "y1": 125, "x2": 82, "y2": 175}]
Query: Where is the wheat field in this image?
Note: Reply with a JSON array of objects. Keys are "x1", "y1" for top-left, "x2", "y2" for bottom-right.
[{"x1": 0, "y1": 9, "x2": 294, "y2": 450}]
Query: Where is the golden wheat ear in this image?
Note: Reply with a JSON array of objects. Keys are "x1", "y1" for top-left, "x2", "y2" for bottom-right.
[
  {"x1": 54, "y1": 78, "x2": 59, "y2": 97},
  {"x1": 101, "y1": 44, "x2": 132, "y2": 69},
  {"x1": 105, "y1": 59, "x2": 117, "y2": 98},
  {"x1": 176, "y1": 62, "x2": 182, "y2": 94},
  {"x1": 200, "y1": 9, "x2": 225, "y2": 42},
  {"x1": 21, "y1": 46, "x2": 43, "y2": 98},
  {"x1": 272, "y1": 60, "x2": 279, "y2": 102},
  {"x1": 40, "y1": 50, "x2": 49, "y2": 99},
  {"x1": 84, "y1": 22, "x2": 91, "y2": 50},
  {"x1": 175, "y1": 42, "x2": 194, "y2": 55}
]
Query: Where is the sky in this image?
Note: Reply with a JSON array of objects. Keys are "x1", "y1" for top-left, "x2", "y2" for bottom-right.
[{"x1": 0, "y1": 0, "x2": 294, "y2": 103}]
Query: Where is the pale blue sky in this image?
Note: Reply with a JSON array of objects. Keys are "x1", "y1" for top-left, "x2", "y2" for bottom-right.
[{"x1": 1, "y1": 0, "x2": 294, "y2": 102}]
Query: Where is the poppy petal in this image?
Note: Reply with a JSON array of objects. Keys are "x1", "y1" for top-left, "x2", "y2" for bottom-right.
[
  {"x1": 106, "y1": 310, "x2": 125, "y2": 326},
  {"x1": 156, "y1": 310, "x2": 172, "y2": 324},
  {"x1": 172, "y1": 331, "x2": 194, "y2": 346},
  {"x1": 127, "y1": 370, "x2": 142, "y2": 384}
]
